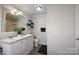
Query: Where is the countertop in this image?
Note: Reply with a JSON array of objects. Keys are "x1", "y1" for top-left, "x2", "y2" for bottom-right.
[{"x1": 0, "y1": 34, "x2": 32, "y2": 44}]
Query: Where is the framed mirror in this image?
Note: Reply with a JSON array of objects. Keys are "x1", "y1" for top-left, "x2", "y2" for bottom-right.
[{"x1": 2, "y1": 7, "x2": 26, "y2": 33}]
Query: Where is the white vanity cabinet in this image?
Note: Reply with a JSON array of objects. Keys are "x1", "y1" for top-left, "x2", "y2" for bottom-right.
[
  {"x1": 0, "y1": 35, "x2": 33, "y2": 55},
  {"x1": 26, "y1": 36, "x2": 33, "y2": 54},
  {"x1": 11, "y1": 39, "x2": 24, "y2": 55}
]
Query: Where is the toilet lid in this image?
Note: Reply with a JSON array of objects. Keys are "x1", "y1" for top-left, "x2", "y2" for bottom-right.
[{"x1": 34, "y1": 39, "x2": 39, "y2": 41}]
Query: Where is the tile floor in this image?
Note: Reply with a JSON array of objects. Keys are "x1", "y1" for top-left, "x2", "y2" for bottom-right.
[{"x1": 29, "y1": 44, "x2": 43, "y2": 55}]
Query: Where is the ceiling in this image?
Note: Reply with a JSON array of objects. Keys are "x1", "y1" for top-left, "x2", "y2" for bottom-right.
[{"x1": 2, "y1": 4, "x2": 47, "y2": 16}]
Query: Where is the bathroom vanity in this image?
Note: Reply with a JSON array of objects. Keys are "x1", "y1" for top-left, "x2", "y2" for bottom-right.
[{"x1": 0, "y1": 34, "x2": 33, "y2": 55}]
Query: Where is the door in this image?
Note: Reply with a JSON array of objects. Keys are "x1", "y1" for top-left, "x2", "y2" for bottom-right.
[
  {"x1": 75, "y1": 5, "x2": 79, "y2": 55},
  {"x1": 47, "y1": 5, "x2": 75, "y2": 55}
]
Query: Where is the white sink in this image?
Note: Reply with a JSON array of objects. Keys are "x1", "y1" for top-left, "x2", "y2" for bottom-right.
[{"x1": 0, "y1": 34, "x2": 32, "y2": 44}]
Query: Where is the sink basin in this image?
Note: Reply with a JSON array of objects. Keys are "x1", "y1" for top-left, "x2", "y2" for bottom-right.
[
  {"x1": 10, "y1": 34, "x2": 32, "y2": 40},
  {"x1": 17, "y1": 35, "x2": 22, "y2": 37}
]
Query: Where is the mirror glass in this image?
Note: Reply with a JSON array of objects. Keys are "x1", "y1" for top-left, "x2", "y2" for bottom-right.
[
  {"x1": 5, "y1": 13, "x2": 18, "y2": 32},
  {"x1": 3, "y1": 7, "x2": 25, "y2": 32}
]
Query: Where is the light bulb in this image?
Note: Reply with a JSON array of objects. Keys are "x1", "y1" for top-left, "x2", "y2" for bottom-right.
[
  {"x1": 36, "y1": 6, "x2": 42, "y2": 11},
  {"x1": 19, "y1": 12, "x2": 22, "y2": 15},
  {"x1": 16, "y1": 12, "x2": 19, "y2": 16},
  {"x1": 11, "y1": 10, "x2": 15, "y2": 15},
  {"x1": 14, "y1": 9, "x2": 17, "y2": 12}
]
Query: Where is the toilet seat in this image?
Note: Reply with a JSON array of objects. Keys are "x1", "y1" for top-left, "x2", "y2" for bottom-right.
[{"x1": 34, "y1": 39, "x2": 39, "y2": 42}]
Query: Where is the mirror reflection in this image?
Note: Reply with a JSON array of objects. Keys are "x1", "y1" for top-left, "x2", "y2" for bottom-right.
[
  {"x1": 4, "y1": 7, "x2": 26, "y2": 34},
  {"x1": 5, "y1": 13, "x2": 18, "y2": 32}
]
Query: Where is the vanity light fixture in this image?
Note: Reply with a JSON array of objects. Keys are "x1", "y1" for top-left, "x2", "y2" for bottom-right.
[
  {"x1": 11, "y1": 9, "x2": 17, "y2": 15},
  {"x1": 13, "y1": 9, "x2": 17, "y2": 13},
  {"x1": 18, "y1": 11, "x2": 22, "y2": 15},
  {"x1": 10, "y1": 10, "x2": 23, "y2": 16},
  {"x1": 16, "y1": 11, "x2": 22, "y2": 16},
  {"x1": 11, "y1": 10, "x2": 15, "y2": 15},
  {"x1": 16, "y1": 12, "x2": 19, "y2": 16}
]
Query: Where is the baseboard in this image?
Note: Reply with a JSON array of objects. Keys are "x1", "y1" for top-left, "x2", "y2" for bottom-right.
[{"x1": 39, "y1": 42, "x2": 47, "y2": 45}]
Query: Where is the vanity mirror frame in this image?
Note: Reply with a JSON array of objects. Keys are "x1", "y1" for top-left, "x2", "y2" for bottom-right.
[{"x1": 2, "y1": 7, "x2": 25, "y2": 32}]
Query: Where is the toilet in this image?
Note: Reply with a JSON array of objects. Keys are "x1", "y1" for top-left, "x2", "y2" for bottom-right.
[{"x1": 34, "y1": 39, "x2": 39, "y2": 47}]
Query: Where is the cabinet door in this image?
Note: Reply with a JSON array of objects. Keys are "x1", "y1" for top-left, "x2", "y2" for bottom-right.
[
  {"x1": 23, "y1": 38, "x2": 28, "y2": 50},
  {"x1": 11, "y1": 40, "x2": 24, "y2": 55},
  {"x1": 30, "y1": 36, "x2": 33, "y2": 48},
  {"x1": 27, "y1": 36, "x2": 33, "y2": 50}
]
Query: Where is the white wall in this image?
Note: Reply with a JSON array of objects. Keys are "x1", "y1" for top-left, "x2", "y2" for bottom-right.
[
  {"x1": 32, "y1": 14, "x2": 47, "y2": 45},
  {"x1": 75, "y1": 5, "x2": 79, "y2": 55},
  {"x1": 17, "y1": 15, "x2": 32, "y2": 34},
  {"x1": 0, "y1": 6, "x2": 3, "y2": 32},
  {"x1": 47, "y1": 5, "x2": 75, "y2": 55}
]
